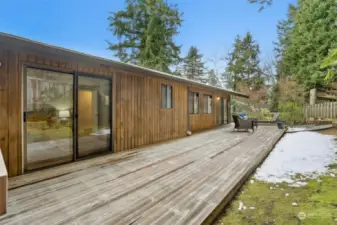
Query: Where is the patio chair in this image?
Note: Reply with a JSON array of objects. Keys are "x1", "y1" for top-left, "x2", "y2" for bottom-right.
[{"x1": 232, "y1": 114, "x2": 256, "y2": 132}]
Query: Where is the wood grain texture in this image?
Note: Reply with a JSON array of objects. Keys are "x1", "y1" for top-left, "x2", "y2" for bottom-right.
[
  {"x1": 114, "y1": 73, "x2": 187, "y2": 152},
  {"x1": 0, "y1": 126, "x2": 284, "y2": 224},
  {"x1": 0, "y1": 47, "x2": 9, "y2": 172},
  {"x1": 0, "y1": 150, "x2": 8, "y2": 216},
  {"x1": 0, "y1": 34, "x2": 240, "y2": 177},
  {"x1": 188, "y1": 90, "x2": 230, "y2": 132}
]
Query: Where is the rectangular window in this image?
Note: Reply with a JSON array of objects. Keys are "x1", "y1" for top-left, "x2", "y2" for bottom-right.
[
  {"x1": 161, "y1": 84, "x2": 172, "y2": 108},
  {"x1": 203, "y1": 95, "x2": 212, "y2": 114},
  {"x1": 189, "y1": 92, "x2": 199, "y2": 114}
]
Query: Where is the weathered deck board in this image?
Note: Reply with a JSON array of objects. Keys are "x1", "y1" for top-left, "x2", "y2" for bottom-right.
[{"x1": 0, "y1": 125, "x2": 284, "y2": 225}]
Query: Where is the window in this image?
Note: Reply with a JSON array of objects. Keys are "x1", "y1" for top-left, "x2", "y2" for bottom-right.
[
  {"x1": 203, "y1": 95, "x2": 212, "y2": 114},
  {"x1": 189, "y1": 92, "x2": 199, "y2": 114},
  {"x1": 161, "y1": 84, "x2": 172, "y2": 108}
]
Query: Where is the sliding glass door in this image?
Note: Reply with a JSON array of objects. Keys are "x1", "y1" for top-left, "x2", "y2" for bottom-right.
[
  {"x1": 220, "y1": 97, "x2": 228, "y2": 125},
  {"x1": 25, "y1": 68, "x2": 74, "y2": 170},
  {"x1": 24, "y1": 68, "x2": 112, "y2": 171},
  {"x1": 76, "y1": 75, "x2": 112, "y2": 158}
]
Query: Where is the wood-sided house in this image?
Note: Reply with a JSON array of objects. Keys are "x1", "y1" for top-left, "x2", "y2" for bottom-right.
[{"x1": 0, "y1": 33, "x2": 248, "y2": 177}]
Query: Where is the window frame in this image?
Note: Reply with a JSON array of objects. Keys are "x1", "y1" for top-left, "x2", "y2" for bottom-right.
[
  {"x1": 189, "y1": 91, "x2": 200, "y2": 114},
  {"x1": 203, "y1": 95, "x2": 212, "y2": 114},
  {"x1": 161, "y1": 84, "x2": 173, "y2": 109}
]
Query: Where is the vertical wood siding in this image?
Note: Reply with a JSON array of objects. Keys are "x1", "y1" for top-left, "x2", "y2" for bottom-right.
[
  {"x1": 114, "y1": 72, "x2": 187, "y2": 152},
  {"x1": 188, "y1": 90, "x2": 229, "y2": 132},
  {"x1": 0, "y1": 39, "x2": 233, "y2": 177}
]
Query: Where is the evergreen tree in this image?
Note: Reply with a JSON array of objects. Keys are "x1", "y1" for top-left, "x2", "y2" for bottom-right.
[
  {"x1": 274, "y1": 4, "x2": 296, "y2": 78},
  {"x1": 183, "y1": 46, "x2": 205, "y2": 82},
  {"x1": 226, "y1": 32, "x2": 262, "y2": 91},
  {"x1": 221, "y1": 72, "x2": 235, "y2": 90},
  {"x1": 207, "y1": 69, "x2": 218, "y2": 86},
  {"x1": 321, "y1": 48, "x2": 337, "y2": 83},
  {"x1": 172, "y1": 62, "x2": 184, "y2": 76},
  {"x1": 282, "y1": 0, "x2": 337, "y2": 88},
  {"x1": 107, "y1": 0, "x2": 182, "y2": 73},
  {"x1": 268, "y1": 82, "x2": 280, "y2": 112},
  {"x1": 248, "y1": 0, "x2": 273, "y2": 11}
]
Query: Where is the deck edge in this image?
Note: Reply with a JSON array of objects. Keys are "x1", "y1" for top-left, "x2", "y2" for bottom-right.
[{"x1": 201, "y1": 129, "x2": 285, "y2": 225}]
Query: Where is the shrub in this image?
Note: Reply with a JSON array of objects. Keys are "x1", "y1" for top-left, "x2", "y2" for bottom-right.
[
  {"x1": 248, "y1": 108, "x2": 273, "y2": 120},
  {"x1": 279, "y1": 102, "x2": 304, "y2": 125}
]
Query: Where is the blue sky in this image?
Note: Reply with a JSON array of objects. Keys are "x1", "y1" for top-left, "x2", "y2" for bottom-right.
[{"x1": 1, "y1": 0, "x2": 295, "y2": 68}]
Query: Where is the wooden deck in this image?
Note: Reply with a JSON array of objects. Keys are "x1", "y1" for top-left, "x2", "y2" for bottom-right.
[{"x1": 0, "y1": 125, "x2": 284, "y2": 225}]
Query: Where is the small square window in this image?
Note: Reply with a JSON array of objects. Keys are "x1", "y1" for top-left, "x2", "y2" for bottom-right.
[{"x1": 161, "y1": 84, "x2": 173, "y2": 108}]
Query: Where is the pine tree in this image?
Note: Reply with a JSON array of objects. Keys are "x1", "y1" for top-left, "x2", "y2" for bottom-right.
[
  {"x1": 274, "y1": 4, "x2": 296, "y2": 78},
  {"x1": 321, "y1": 48, "x2": 337, "y2": 83},
  {"x1": 268, "y1": 82, "x2": 280, "y2": 112},
  {"x1": 221, "y1": 72, "x2": 235, "y2": 90},
  {"x1": 172, "y1": 64, "x2": 183, "y2": 76},
  {"x1": 107, "y1": 0, "x2": 182, "y2": 73},
  {"x1": 248, "y1": 0, "x2": 273, "y2": 11},
  {"x1": 183, "y1": 46, "x2": 205, "y2": 82},
  {"x1": 283, "y1": 0, "x2": 337, "y2": 88},
  {"x1": 226, "y1": 32, "x2": 262, "y2": 90},
  {"x1": 207, "y1": 69, "x2": 218, "y2": 86}
]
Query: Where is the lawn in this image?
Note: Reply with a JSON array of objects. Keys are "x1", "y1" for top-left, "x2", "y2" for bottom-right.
[{"x1": 215, "y1": 130, "x2": 337, "y2": 225}]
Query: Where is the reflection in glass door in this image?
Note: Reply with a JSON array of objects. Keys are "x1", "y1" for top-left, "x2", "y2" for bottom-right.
[
  {"x1": 223, "y1": 98, "x2": 228, "y2": 123},
  {"x1": 77, "y1": 76, "x2": 111, "y2": 157},
  {"x1": 24, "y1": 69, "x2": 112, "y2": 171},
  {"x1": 221, "y1": 97, "x2": 228, "y2": 125},
  {"x1": 25, "y1": 68, "x2": 74, "y2": 170}
]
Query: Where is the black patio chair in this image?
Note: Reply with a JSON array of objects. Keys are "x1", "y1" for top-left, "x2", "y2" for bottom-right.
[{"x1": 232, "y1": 114, "x2": 256, "y2": 132}]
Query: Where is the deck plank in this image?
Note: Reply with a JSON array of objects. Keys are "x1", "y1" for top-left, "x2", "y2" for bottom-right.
[{"x1": 0, "y1": 125, "x2": 284, "y2": 225}]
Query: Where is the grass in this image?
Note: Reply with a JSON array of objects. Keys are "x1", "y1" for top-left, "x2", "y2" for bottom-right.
[
  {"x1": 215, "y1": 173, "x2": 337, "y2": 225},
  {"x1": 215, "y1": 129, "x2": 337, "y2": 225}
]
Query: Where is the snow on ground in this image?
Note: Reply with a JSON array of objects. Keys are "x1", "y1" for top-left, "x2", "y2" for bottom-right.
[
  {"x1": 254, "y1": 131, "x2": 337, "y2": 184},
  {"x1": 287, "y1": 126, "x2": 310, "y2": 132}
]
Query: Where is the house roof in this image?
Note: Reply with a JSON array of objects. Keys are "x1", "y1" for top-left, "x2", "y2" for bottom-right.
[{"x1": 0, "y1": 32, "x2": 249, "y2": 98}]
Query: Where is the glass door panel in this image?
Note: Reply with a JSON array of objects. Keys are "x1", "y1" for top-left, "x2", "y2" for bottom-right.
[
  {"x1": 25, "y1": 68, "x2": 73, "y2": 170},
  {"x1": 220, "y1": 97, "x2": 228, "y2": 125},
  {"x1": 223, "y1": 98, "x2": 228, "y2": 124},
  {"x1": 77, "y1": 76, "x2": 111, "y2": 157}
]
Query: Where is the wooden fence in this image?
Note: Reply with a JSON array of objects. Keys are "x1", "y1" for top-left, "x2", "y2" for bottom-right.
[{"x1": 304, "y1": 102, "x2": 337, "y2": 119}]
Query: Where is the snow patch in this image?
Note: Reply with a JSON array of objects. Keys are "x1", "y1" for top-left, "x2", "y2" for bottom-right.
[{"x1": 254, "y1": 132, "x2": 337, "y2": 184}]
